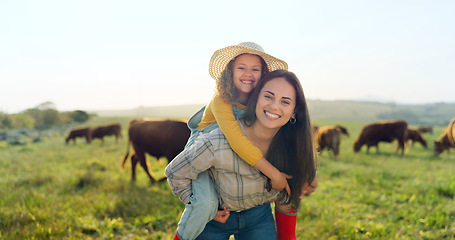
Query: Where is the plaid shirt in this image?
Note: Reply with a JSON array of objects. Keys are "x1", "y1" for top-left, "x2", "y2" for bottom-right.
[{"x1": 165, "y1": 127, "x2": 279, "y2": 212}]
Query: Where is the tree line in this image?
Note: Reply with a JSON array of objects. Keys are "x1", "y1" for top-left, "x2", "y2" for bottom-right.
[{"x1": 0, "y1": 102, "x2": 91, "y2": 130}]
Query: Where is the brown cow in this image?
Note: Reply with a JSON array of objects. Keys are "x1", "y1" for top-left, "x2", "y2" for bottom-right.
[
  {"x1": 65, "y1": 127, "x2": 91, "y2": 144},
  {"x1": 447, "y1": 118, "x2": 455, "y2": 147},
  {"x1": 434, "y1": 128, "x2": 452, "y2": 156},
  {"x1": 406, "y1": 129, "x2": 427, "y2": 148},
  {"x1": 122, "y1": 119, "x2": 190, "y2": 183},
  {"x1": 312, "y1": 124, "x2": 319, "y2": 134},
  {"x1": 336, "y1": 125, "x2": 349, "y2": 137},
  {"x1": 434, "y1": 119, "x2": 455, "y2": 156},
  {"x1": 314, "y1": 125, "x2": 349, "y2": 158},
  {"x1": 353, "y1": 120, "x2": 408, "y2": 155},
  {"x1": 417, "y1": 126, "x2": 433, "y2": 134},
  {"x1": 91, "y1": 123, "x2": 122, "y2": 143}
]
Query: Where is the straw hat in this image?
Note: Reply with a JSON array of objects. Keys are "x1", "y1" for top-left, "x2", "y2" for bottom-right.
[{"x1": 209, "y1": 42, "x2": 288, "y2": 81}]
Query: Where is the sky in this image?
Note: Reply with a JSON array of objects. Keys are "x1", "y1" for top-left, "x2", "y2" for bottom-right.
[{"x1": 1, "y1": 0, "x2": 454, "y2": 114}]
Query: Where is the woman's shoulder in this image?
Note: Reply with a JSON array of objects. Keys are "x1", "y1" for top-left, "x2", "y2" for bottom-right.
[{"x1": 196, "y1": 127, "x2": 231, "y2": 150}]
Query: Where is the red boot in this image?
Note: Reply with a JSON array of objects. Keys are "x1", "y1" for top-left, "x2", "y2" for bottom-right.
[
  {"x1": 275, "y1": 207, "x2": 298, "y2": 240},
  {"x1": 173, "y1": 233, "x2": 181, "y2": 240}
]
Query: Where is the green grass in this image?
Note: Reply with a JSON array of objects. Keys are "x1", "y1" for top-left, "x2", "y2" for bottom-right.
[{"x1": 1, "y1": 117, "x2": 454, "y2": 239}]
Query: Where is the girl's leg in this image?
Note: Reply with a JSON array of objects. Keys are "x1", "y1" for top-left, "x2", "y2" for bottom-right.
[
  {"x1": 175, "y1": 171, "x2": 218, "y2": 240},
  {"x1": 185, "y1": 106, "x2": 206, "y2": 148},
  {"x1": 274, "y1": 204, "x2": 298, "y2": 240}
]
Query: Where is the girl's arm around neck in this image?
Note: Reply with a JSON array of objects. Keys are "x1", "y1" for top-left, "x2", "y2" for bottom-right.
[{"x1": 211, "y1": 95, "x2": 263, "y2": 165}]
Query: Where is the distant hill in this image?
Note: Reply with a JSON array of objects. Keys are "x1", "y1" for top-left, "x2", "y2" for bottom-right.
[
  {"x1": 90, "y1": 104, "x2": 205, "y2": 119},
  {"x1": 89, "y1": 100, "x2": 455, "y2": 126},
  {"x1": 307, "y1": 100, "x2": 455, "y2": 125}
]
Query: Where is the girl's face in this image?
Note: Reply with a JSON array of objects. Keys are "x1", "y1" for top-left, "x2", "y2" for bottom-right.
[
  {"x1": 255, "y1": 77, "x2": 296, "y2": 130},
  {"x1": 232, "y1": 54, "x2": 262, "y2": 103}
]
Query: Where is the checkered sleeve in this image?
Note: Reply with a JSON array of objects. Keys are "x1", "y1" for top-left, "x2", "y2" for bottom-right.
[{"x1": 165, "y1": 134, "x2": 216, "y2": 204}]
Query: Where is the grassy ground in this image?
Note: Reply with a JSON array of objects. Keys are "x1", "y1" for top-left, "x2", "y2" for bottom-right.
[{"x1": 0, "y1": 117, "x2": 454, "y2": 239}]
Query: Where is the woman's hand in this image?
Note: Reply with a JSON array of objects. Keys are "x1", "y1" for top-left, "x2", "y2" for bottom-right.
[
  {"x1": 300, "y1": 177, "x2": 318, "y2": 198},
  {"x1": 213, "y1": 206, "x2": 230, "y2": 223}
]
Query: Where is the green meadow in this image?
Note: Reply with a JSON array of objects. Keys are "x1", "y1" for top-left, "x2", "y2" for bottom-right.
[{"x1": 0, "y1": 117, "x2": 454, "y2": 240}]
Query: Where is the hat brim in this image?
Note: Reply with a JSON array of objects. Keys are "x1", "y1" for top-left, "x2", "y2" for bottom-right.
[{"x1": 209, "y1": 45, "x2": 288, "y2": 81}]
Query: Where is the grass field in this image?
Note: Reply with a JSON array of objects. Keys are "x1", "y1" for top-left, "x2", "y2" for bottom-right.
[{"x1": 1, "y1": 117, "x2": 454, "y2": 239}]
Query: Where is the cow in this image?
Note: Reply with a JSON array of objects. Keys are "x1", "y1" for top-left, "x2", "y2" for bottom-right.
[
  {"x1": 434, "y1": 128, "x2": 453, "y2": 156},
  {"x1": 353, "y1": 120, "x2": 408, "y2": 155},
  {"x1": 406, "y1": 128, "x2": 427, "y2": 148},
  {"x1": 122, "y1": 119, "x2": 190, "y2": 183},
  {"x1": 448, "y1": 118, "x2": 455, "y2": 147},
  {"x1": 336, "y1": 125, "x2": 349, "y2": 136},
  {"x1": 65, "y1": 127, "x2": 91, "y2": 144},
  {"x1": 312, "y1": 124, "x2": 319, "y2": 134},
  {"x1": 314, "y1": 125, "x2": 349, "y2": 158},
  {"x1": 417, "y1": 126, "x2": 433, "y2": 134},
  {"x1": 434, "y1": 118, "x2": 455, "y2": 156},
  {"x1": 91, "y1": 123, "x2": 122, "y2": 143}
]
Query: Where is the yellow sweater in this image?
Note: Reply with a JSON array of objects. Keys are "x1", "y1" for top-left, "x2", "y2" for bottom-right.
[{"x1": 197, "y1": 94, "x2": 263, "y2": 166}]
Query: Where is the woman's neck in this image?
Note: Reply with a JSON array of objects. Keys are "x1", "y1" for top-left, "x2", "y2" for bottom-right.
[{"x1": 243, "y1": 120, "x2": 279, "y2": 154}]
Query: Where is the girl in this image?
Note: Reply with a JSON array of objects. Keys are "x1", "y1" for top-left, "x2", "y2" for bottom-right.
[
  {"x1": 166, "y1": 70, "x2": 317, "y2": 239},
  {"x1": 170, "y1": 42, "x2": 291, "y2": 240}
]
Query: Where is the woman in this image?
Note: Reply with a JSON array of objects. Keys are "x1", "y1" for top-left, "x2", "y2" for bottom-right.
[{"x1": 166, "y1": 69, "x2": 317, "y2": 239}]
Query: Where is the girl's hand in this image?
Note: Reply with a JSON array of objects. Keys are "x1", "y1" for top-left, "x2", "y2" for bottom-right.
[
  {"x1": 254, "y1": 158, "x2": 291, "y2": 195},
  {"x1": 270, "y1": 172, "x2": 292, "y2": 196},
  {"x1": 213, "y1": 206, "x2": 230, "y2": 223}
]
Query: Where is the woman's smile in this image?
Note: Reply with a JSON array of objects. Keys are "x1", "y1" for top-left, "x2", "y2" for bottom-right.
[{"x1": 264, "y1": 110, "x2": 280, "y2": 120}]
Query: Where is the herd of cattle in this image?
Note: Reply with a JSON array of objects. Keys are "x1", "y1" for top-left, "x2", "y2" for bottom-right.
[
  {"x1": 65, "y1": 123, "x2": 122, "y2": 144},
  {"x1": 65, "y1": 118, "x2": 455, "y2": 183},
  {"x1": 313, "y1": 119, "x2": 453, "y2": 158}
]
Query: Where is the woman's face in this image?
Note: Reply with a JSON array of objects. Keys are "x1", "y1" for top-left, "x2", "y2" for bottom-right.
[
  {"x1": 255, "y1": 77, "x2": 296, "y2": 130},
  {"x1": 232, "y1": 54, "x2": 262, "y2": 103}
]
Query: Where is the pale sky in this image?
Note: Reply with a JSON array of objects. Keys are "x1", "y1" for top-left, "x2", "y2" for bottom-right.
[{"x1": 1, "y1": 0, "x2": 454, "y2": 114}]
